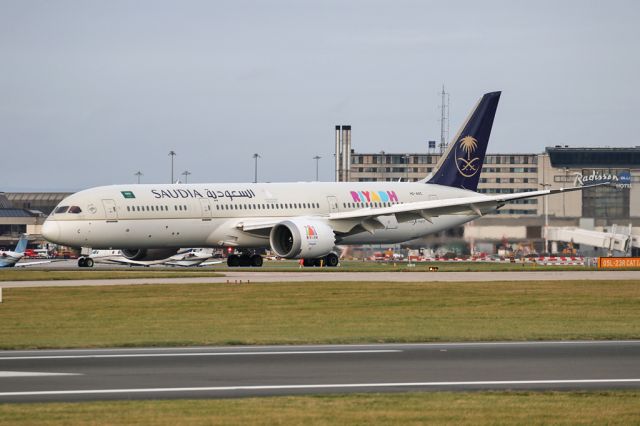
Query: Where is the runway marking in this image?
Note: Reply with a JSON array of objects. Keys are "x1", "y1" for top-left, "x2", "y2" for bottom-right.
[
  {"x1": 1, "y1": 379, "x2": 640, "y2": 397},
  {"x1": 0, "y1": 350, "x2": 400, "y2": 361},
  {"x1": 2, "y1": 340, "x2": 638, "y2": 356},
  {"x1": 0, "y1": 371, "x2": 81, "y2": 378},
  {"x1": 0, "y1": 340, "x2": 640, "y2": 360}
]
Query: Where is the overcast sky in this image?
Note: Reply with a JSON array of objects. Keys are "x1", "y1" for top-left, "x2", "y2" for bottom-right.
[{"x1": 2, "y1": 0, "x2": 639, "y2": 191}]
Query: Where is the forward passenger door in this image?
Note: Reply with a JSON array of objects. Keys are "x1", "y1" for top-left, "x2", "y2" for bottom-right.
[
  {"x1": 102, "y1": 199, "x2": 117, "y2": 220},
  {"x1": 199, "y1": 198, "x2": 212, "y2": 219}
]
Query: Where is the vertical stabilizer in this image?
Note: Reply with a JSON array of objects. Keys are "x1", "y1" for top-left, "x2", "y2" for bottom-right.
[
  {"x1": 427, "y1": 91, "x2": 501, "y2": 191},
  {"x1": 14, "y1": 234, "x2": 28, "y2": 254}
]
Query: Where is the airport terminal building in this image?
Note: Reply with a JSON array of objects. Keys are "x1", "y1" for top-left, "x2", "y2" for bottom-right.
[
  {"x1": 0, "y1": 193, "x2": 69, "y2": 248},
  {"x1": 348, "y1": 146, "x2": 640, "y2": 254},
  {"x1": 349, "y1": 146, "x2": 639, "y2": 218}
]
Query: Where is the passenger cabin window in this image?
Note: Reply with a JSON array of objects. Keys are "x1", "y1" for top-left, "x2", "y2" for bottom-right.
[{"x1": 54, "y1": 206, "x2": 69, "y2": 214}]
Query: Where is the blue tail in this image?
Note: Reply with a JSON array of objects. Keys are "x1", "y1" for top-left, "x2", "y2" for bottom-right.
[
  {"x1": 427, "y1": 91, "x2": 501, "y2": 191},
  {"x1": 14, "y1": 234, "x2": 28, "y2": 254}
]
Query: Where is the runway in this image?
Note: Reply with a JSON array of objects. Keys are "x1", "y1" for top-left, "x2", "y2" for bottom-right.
[
  {"x1": 1, "y1": 341, "x2": 639, "y2": 402},
  {"x1": 1, "y1": 270, "x2": 638, "y2": 288}
]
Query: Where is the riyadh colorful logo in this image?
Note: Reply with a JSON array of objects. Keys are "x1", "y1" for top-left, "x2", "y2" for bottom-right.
[
  {"x1": 349, "y1": 190, "x2": 399, "y2": 204},
  {"x1": 305, "y1": 225, "x2": 318, "y2": 239}
]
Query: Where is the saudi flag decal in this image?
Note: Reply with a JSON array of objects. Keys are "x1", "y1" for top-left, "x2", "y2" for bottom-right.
[{"x1": 121, "y1": 191, "x2": 136, "y2": 199}]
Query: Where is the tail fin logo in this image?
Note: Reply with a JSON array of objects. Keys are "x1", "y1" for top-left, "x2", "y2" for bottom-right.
[{"x1": 455, "y1": 136, "x2": 481, "y2": 178}]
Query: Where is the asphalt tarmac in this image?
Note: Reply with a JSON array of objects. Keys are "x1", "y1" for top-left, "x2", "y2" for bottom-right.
[
  {"x1": 1, "y1": 269, "x2": 638, "y2": 288},
  {"x1": 1, "y1": 341, "x2": 639, "y2": 402}
]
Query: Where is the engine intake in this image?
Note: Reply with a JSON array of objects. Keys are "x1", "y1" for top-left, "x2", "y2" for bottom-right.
[
  {"x1": 270, "y1": 219, "x2": 335, "y2": 259},
  {"x1": 120, "y1": 248, "x2": 179, "y2": 261}
]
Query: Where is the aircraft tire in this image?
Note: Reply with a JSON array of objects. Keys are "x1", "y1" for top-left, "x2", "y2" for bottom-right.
[
  {"x1": 86, "y1": 258, "x2": 94, "y2": 268},
  {"x1": 78, "y1": 257, "x2": 86, "y2": 268},
  {"x1": 313, "y1": 258, "x2": 323, "y2": 267},
  {"x1": 239, "y1": 254, "x2": 251, "y2": 267},
  {"x1": 227, "y1": 254, "x2": 240, "y2": 267},
  {"x1": 325, "y1": 252, "x2": 339, "y2": 267},
  {"x1": 303, "y1": 258, "x2": 314, "y2": 267},
  {"x1": 250, "y1": 254, "x2": 263, "y2": 267}
]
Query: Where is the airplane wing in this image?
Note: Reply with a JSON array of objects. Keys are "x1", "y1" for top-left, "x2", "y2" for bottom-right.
[
  {"x1": 96, "y1": 257, "x2": 165, "y2": 266},
  {"x1": 235, "y1": 219, "x2": 283, "y2": 236},
  {"x1": 233, "y1": 184, "x2": 599, "y2": 236},
  {"x1": 197, "y1": 260, "x2": 224, "y2": 266},
  {"x1": 327, "y1": 185, "x2": 593, "y2": 233},
  {"x1": 14, "y1": 260, "x2": 58, "y2": 267}
]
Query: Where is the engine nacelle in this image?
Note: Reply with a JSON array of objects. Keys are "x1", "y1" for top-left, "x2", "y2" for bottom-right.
[
  {"x1": 269, "y1": 219, "x2": 335, "y2": 259},
  {"x1": 120, "y1": 248, "x2": 179, "y2": 261}
]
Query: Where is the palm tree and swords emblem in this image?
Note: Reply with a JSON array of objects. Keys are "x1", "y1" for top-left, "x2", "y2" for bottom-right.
[{"x1": 455, "y1": 135, "x2": 481, "y2": 177}]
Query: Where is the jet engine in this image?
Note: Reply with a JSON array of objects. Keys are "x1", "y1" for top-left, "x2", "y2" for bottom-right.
[
  {"x1": 120, "y1": 248, "x2": 179, "y2": 261},
  {"x1": 269, "y1": 219, "x2": 335, "y2": 259}
]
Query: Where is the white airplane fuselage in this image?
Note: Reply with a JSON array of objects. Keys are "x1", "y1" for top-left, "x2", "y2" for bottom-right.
[
  {"x1": 0, "y1": 250, "x2": 24, "y2": 268},
  {"x1": 42, "y1": 181, "x2": 479, "y2": 250}
]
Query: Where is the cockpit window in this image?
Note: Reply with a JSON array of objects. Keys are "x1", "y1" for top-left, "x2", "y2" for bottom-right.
[
  {"x1": 54, "y1": 206, "x2": 69, "y2": 214},
  {"x1": 68, "y1": 206, "x2": 82, "y2": 214}
]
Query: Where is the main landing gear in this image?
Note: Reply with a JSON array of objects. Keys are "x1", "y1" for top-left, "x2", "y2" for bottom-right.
[
  {"x1": 302, "y1": 252, "x2": 339, "y2": 268},
  {"x1": 225, "y1": 251, "x2": 339, "y2": 268},
  {"x1": 227, "y1": 252, "x2": 263, "y2": 267},
  {"x1": 78, "y1": 257, "x2": 94, "y2": 268}
]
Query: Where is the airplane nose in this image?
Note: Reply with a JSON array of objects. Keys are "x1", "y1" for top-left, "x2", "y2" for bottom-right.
[{"x1": 42, "y1": 220, "x2": 60, "y2": 243}]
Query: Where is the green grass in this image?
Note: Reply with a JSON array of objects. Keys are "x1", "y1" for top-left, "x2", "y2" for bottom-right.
[
  {"x1": 0, "y1": 269, "x2": 223, "y2": 282},
  {"x1": 1, "y1": 392, "x2": 639, "y2": 425},
  {"x1": 0, "y1": 280, "x2": 638, "y2": 349}
]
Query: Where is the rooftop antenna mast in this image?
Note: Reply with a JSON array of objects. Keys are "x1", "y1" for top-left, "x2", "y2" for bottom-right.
[{"x1": 439, "y1": 85, "x2": 450, "y2": 154}]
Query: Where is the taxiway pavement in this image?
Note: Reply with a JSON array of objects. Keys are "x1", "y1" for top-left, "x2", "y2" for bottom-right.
[
  {"x1": 1, "y1": 269, "x2": 638, "y2": 288},
  {"x1": 1, "y1": 341, "x2": 639, "y2": 402}
]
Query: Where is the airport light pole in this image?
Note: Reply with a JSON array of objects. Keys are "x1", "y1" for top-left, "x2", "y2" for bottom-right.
[
  {"x1": 134, "y1": 171, "x2": 143, "y2": 184},
  {"x1": 169, "y1": 151, "x2": 176, "y2": 183},
  {"x1": 313, "y1": 155, "x2": 321, "y2": 181},
  {"x1": 253, "y1": 153, "x2": 260, "y2": 183},
  {"x1": 540, "y1": 182, "x2": 551, "y2": 254},
  {"x1": 563, "y1": 167, "x2": 568, "y2": 216},
  {"x1": 182, "y1": 170, "x2": 191, "y2": 184}
]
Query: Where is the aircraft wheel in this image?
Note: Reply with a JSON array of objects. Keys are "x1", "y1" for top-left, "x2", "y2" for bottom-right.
[
  {"x1": 303, "y1": 258, "x2": 314, "y2": 267},
  {"x1": 250, "y1": 254, "x2": 263, "y2": 267},
  {"x1": 227, "y1": 254, "x2": 240, "y2": 267},
  {"x1": 313, "y1": 258, "x2": 323, "y2": 267},
  {"x1": 86, "y1": 258, "x2": 94, "y2": 268},
  {"x1": 325, "y1": 252, "x2": 339, "y2": 267},
  {"x1": 78, "y1": 257, "x2": 86, "y2": 268},
  {"x1": 239, "y1": 254, "x2": 251, "y2": 267}
]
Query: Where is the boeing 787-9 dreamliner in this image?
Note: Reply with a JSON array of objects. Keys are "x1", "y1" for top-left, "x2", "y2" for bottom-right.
[{"x1": 42, "y1": 91, "x2": 587, "y2": 267}]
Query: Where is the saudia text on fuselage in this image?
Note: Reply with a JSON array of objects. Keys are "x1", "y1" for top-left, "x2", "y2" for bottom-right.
[{"x1": 150, "y1": 188, "x2": 256, "y2": 201}]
